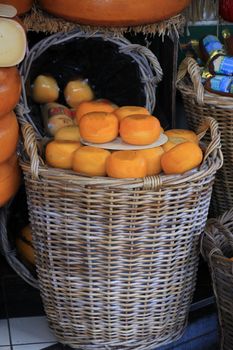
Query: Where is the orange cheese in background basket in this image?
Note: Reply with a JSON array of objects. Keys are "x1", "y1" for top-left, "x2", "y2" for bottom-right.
[
  {"x1": 136, "y1": 147, "x2": 164, "y2": 176},
  {"x1": 72, "y1": 146, "x2": 111, "y2": 176},
  {"x1": 16, "y1": 224, "x2": 35, "y2": 266},
  {"x1": 54, "y1": 125, "x2": 80, "y2": 142},
  {"x1": 75, "y1": 99, "x2": 118, "y2": 125},
  {"x1": 64, "y1": 79, "x2": 94, "y2": 108},
  {"x1": 0, "y1": 111, "x2": 19, "y2": 163},
  {"x1": 45, "y1": 140, "x2": 81, "y2": 169},
  {"x1": 164, "y1": 129, "x2": 199, "y2": 144},
  {"x1": 32, "y1": 75, "x2": 60, "y2": 104},
  {"x1": 163, "y1": 129, "x2": 199, "y2": 152},
  {"x1": 161, "y1": 141, "x2": 203, "y2": 175},
  {"x1": 114, "y1": 105, "x2": 150, "y2": 122},
  {"x1": 0, "y1": 154, "x2": 21, "y2": 207},
  {"x1": 119, "y1": 114, "x2": 161, "y2": 145},
  {"x1": 79, "y1": 111, "x2": 119, "y2": 143},
  {"x1": 0, "y1": 66, "x2": 21, "y2": 117},
  {"x1": 106, "y1": 150, "x2": 147, "y2": 178}
]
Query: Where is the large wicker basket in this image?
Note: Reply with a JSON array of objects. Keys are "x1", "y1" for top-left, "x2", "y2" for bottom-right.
[
  {"x1": 17, "y1": 30, "x2": 223, "y2": 349},
  {"x1": 177, "y1": 56, "x2": 233, "y2": 217},
  {"x1": 201, "y1": 208, "x2": 233, "y2": 350}
]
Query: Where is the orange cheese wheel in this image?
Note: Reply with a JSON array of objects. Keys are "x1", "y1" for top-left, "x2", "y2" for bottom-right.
[
  {"x1": 106, "y1": 150, "x2": 147, "y2": 178},
  {"x1": 39, "y1": 0, "x2": 191, "y2": 26},
  {"x1": 0, "y1": 154, "x2": 21, "y2": 207},
  {"x1": 0, "y1": 67, "x2": 21, "y2": 117},
  {"x1": 0, "y1": 1, "x2": 33, "y2": 15},
  {"x1": 0, "y1": 111, "x2": 19, "y2": 163}
]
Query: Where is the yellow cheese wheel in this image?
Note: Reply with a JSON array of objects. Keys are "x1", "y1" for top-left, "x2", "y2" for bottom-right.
[
  {"x1": 0, "y1": 17, "x2": 26, "y2": 67},
  {"x1": 64, "y1": 79, "x2": 94, "y2": 108},
  {"x1": 32, "y1": 75, "x2": 59, "y2": 104}
]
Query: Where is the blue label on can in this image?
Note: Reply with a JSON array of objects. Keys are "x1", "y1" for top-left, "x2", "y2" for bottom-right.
[
  {"x1": 217, "y1": 56, "x2": 233, "y2": 75},
  {"x1": 202, "y1": 35, "x2": 223, "y2": 56},
  {"x1": 210, "y1": 76, "x2": 233, "y2": 93}
]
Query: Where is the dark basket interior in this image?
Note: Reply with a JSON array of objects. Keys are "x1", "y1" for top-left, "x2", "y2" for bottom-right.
[{"x1": 27, "y1": 37, "x2": 147, "y2": 136}]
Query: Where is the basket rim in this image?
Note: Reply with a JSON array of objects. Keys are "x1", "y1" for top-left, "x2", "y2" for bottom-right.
[
  {"x1": 18, "y1": 29, "x2": 163, "y2": 138},
  {"x1": 177, "y1": 56, "x2": 233, "y2": 109},
  {"x1": 19, "y1": 152, "x2": 221, "y2": 189}
]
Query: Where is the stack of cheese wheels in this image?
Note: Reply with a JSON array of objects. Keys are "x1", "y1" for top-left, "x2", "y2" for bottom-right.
[
  {"x1": 45, "y1": 101, "x2": 203, "y2": 179},
  {"x1": 0, "y1": 13, "x2": 26, "y2": 206}
]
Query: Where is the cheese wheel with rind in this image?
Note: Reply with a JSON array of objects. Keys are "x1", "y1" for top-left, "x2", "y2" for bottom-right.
[{"x1": 0, "y1": 17, "x2": 26, "y2": 67}]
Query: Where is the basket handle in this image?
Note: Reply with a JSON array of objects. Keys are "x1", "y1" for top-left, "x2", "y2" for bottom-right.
[
  {"x1": 121, "y1": 44, "x2": 163, "y2": 85},
  {"x1": 177, "y1": 56, "x2": 205, "y2": 105},
  {"x1": 196, "y1": 116, "x2": 223, "y2": 165},
  {"x1": 21, "y1": 122, "x2": 44, "y2": 179},
  {"x1": 201, "y1": 212, "x2": 233, "y2": 262}
]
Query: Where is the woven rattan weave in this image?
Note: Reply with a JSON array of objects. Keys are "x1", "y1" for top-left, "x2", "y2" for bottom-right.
[
  {"x1": 202, "y1": 208, "x2": 233, "y2": 350},
  {"x1": 16, "y1": 31, "x2": 223, "y2": 349},
  {"x1": 177, "y1": 56, "x2": 233, "y2": 217}
]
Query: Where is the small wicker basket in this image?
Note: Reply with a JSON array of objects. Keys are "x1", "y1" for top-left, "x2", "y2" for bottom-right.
[
  {"x1": 16, "y1": 30, "x2": 223, "y2": 349},
  {"x1": 202, "y1": 208, "x2": 233, "y2": 350},
  {"x1": 177, "y1": 56, "x2": 233, "y2": 217}
]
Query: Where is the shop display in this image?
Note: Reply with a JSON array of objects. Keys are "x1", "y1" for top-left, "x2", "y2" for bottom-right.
[
  {"x1": 0, "y1": 1, "x2": 223, "y2": 346},
  {"x1": 38, "y1": 0, "x2": 191, "y2": 26}
]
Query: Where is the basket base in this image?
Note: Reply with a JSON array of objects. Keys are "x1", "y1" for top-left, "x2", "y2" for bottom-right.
[{"x1": 48, "y1": 321, "x2": 186, "y2": 350}]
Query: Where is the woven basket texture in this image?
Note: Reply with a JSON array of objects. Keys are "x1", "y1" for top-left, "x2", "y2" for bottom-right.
[
  {"x1": 17, "y1": 30, "x2": 223, "y2": 349},
  {"x1": 177, "y1": 56, "x2": 233, "y2": 217},
  {"x1": 202, "y1": 208, "x2": 233, "y2": 350},
  {"x1": 0, "y1": 205, "x2": 38, "y2": 288}
]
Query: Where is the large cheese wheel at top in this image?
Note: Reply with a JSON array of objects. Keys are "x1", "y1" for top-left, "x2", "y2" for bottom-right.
[
  {"x1": 39, "y1": 0, "x2": 192, "y2": 26},
  {"x1": 0, "y1": 0, "x2": 33, "y2": 15},
  {"x1": 0, "y1": 111, "x2": 19, "y2": 163},
  {"x1": 0, "y1": 67, "x2": 21, "y2": 117}
]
